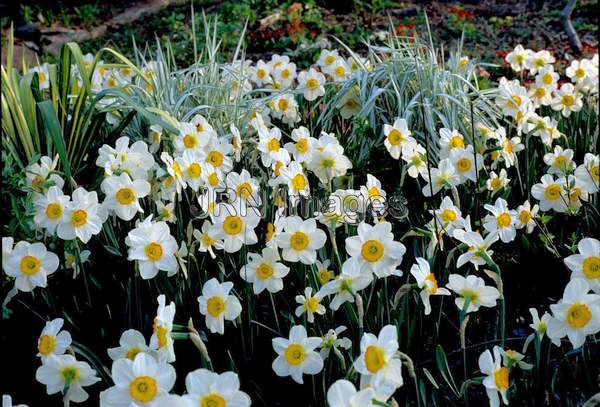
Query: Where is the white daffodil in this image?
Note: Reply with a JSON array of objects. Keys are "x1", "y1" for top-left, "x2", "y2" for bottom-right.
[
  {"x1": 433, "y1": 196, "x2": 465, "y2": 234},
  {"x1": 276, "y1": 216, "x2": 327, "y2": 264},
  {"x1": 279, "y1": 161, "x2": 310, "y2": 207},
  {"x1": 449, "y1": 145, "x2": 483, "y2": 184},
  {"x1": 30, "y1": 64, "x2": 50, "y2": 89},
  {"x1": 226, "y1": 169, "x2": 262, "y2": 208},
  {"x1": 422, "y1": 158, "x2": 460, "y2": 197},
  {"x1": 529, "y1": 308, "x2": 551, "y2": 338},
  {"x1": 454, "y1": 230, "x2": 499, "y2": 270},
  {"x1": 240, "y1": 246, "x2": 290, "y2": 294},
  {"x1": 271, "y1": 325, "x2": 323, "y2": 384},
  {"x1": 126, "y1": 216, "x2": 178, "y2": 279},
  {"x1": 353, "y1": 325, "x2": 403, "y2": 399},
  {"x1": 108, "y1": 329, "x2": 150, "y2": 361},
  {"x1": 525, "y1": 49, "x2": 555, "y2": 74},
  {"x1": 182, "y1": 369, "x2": 251, "y2": 407},
  {"x1": 410, "y1": 257, "x2": 451, "y2": 315},
  {"x1": 531, "y1": 174, "x2": 568, "y2": 213},
  {"x1": 564, "y1": 238, "x2": 600, "y2": 293},
  {"x1": 315, "y1": 259, "x2": 334, "y2": 285},
  {"x1": 551, "y1": 83, "x2": 583, "y2": 117},
  {"x1": 99, "y1": 353, "x2": 175, "y2": 407},
  {"x1": 383, "y1": 118, "x2": 415, "y2": 159},
  {"x1": 193, "y1": 220, "x2": 223, "y2": 259},
  {"x1": 483, "y1": 198, "x2": 517, "y2": 243},
  {"x1": 297, "y1": 68, "x2": 326, "y2": 101},
  {"x1": 204, "y1": 138, "x2": 234, "y2": 174},
  {"x1": 543, "y1": 146, "x2": 574, "y2": 176},
  {"x1": 3, "y1": 241, "x2": 59, "y2": 292},
  {"x1": 327, "y1": 379, "x2": 376, "y2": 407},
  {"x1": 174, "y1": 122, "x2": 207, "y2": 154},
  {"x1": 308, "y1": 136, "x2": 352, "y2": 184},
  {"x1": 26, "y1": 155, "x2": 64, "y2": 193},
  {"x1": 211, "y1": 204, "x2": 260, "y2": 253},
  {"x1": 36, "y1": 318, "x2": 72, "y2": 360},
  {"x1": 178, "y1": 149, "x2": 206, "y2": 192},
  {"x1": 402, "y1": 143, "x2": 428, "y2": 178},
  {"x1": 318, "y1": 257, "x2": 373, "y2": 311},
  {"x1": 160, "y1": 152, "x2": 187, "y2": 196},
  {"x1": 96, "y1": 136, "x2": 155, "y2": 180},
  {"x1": 150, "y1": 295, "x2": 176, "y2": 363},
  {"x1": 501, "y1": 349, "x2": 533, "y2": 370},
  {"x1": 156, "y1": 201, "x2": 176, "y2": 223},
  {"x1": 478, "y1": 346, "x2": 509, "y2": 407},
  {"x1": 446, "y1": 274, "x2": 500, "y2": 313},
  {"x1": 284, "y1": 126, "x2": 316, "y2": 163},
  {"x1": 486, "y1": 169, "x2": 510, "y2": 194},
  {"x1": 258, "y1": 126, "x2": 287, "y2": 168},
  {"x1": 574, "y1": 153, "x2": 599, "y2": 194},
  {"x1": 198, "y1": 278, "x2": 242, "y2": 335},
  {"x1": 505, "y1": 44, "x2": 532, "y2": 72},
  {"x1": 251, "y1": 59, "x2": 273, "y2": 86},
  {"x1": 148, "y1": 124, "x2": 162, "y2": 153},
  {"x1": 295, "y1": 287, "x2": 326, "y2": 322},
  {"x1": 439, "y1": 128, "x2": 466, "y2": 158},
  {"x1": 36, "y1": 354, "x2": 99, "y2": 403},
  {"x1": 33, "y1": 186, "x2": 70, "y2": 235},
  {"x1": 515, "y1": 200, "x2": 538, "y2": 233},
  {"x1": 547, "y1": 278, "x2": 600, "y2": 348},
  {"x1": 318, "y1": 326, "x2": 352, "y2": 359},
  {"x1": 345, "y1": 221, "x2": 406, "y2": 278},
  {"x1": 57, "y1": 187, "x2": 105, "y2": 243},
  {"x1": 101, "y1": 173, "x2": 150, "y2": 221}
]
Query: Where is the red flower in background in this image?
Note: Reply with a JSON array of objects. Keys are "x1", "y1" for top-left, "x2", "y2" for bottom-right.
[{"x1": 449, "y1": 6, "x2": 475, "y2": 20}]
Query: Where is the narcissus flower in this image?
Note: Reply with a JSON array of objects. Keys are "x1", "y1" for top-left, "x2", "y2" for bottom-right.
[
  {"x1": 383, "y1": 118, "x2": 415, "y2": 160},
  {"x1": 505, "y1": 44, "x2": 532, "y2": 72},
  {"x1": 410, "y1": 257, "x2": 450, "y2": 315},
  {"x1": 33, "y1": 186, "x2": 70, "y2": 235},
  {"x1": 483, "y1": 198, "x2": 517, "y2": 243},
  {"x1": 454, "y1": 230, "x2": 499, "y2": 270},
  {"x1": 101, "y1": 173, "x2": 151, "y2": 221},
  {"x1": 564, "y1": 238, "x2": 600, "y2": 293},
  {"x1": 211, "y1": 204, "x2": 260, "y2": 253},
  {"x1": 150, "y1": 295, "x2": 176, "y2": 363},
  {"x1": 547, "y1": 278, "x2": 600, "y2": 348},
  {"x1": 327, "y1": 379, "x2": 376, "y2": 407},
  {"x1": 478, "y1": 346, "x2": 509, "y2": 407},
  {"x1": 514, "y1": 200, "x2": 538, "y2": 233},
  {"x1": 108, "y1": 329, "x2": 150, "y2": 361},
  {"x1": 421, "y1": 159, "x2": 460, "y2": 197},
  {"x1": 531, "y1": 174, "x2": 567, "y2": 212},
  {"x1": 182, "y1": 369, "x2": 251, "y2": 407},
  {"x1": 353, "y1": 325, "x2": 403, "y2": 398},
  {"x1": 551, "y1": 83, "x2": 583, "y2": 117},
  {"x1": 345, "y1": 221, "x2": 406, "y2": 278},
  {"x1": 295, "y1": 287, "x2": 326, "y2": 322},
  {"x1": 297, "y1": 68, "x2": 325, "y2": 101},
  {"x1": 193, "y1": 220, "x2": 223, "y2": 259},
  {"x1": 529, "y1": 308, "x2": 551, "y2": 338},
  {"x1": 36, "y1": 318, "x2": 72, "y2": 360},
  {"x1": 126, "y1": 216, "x2": 178, "y2": 279},
  {"x1": 3, "y1": 240, "x2": 59, "y2": 292},
  {"x1": 276, "y1": 216, "x2": 327, "y2": 264},
  {"x1": 198, "y1": 278, "x2": 242, "y2": 335},
  {"x1": 318, "y1": 258, "x2": 373, "y2": 310},
  {"x1": 574, "y1": 153, "x2": 599, "y2": 194},
  {"x1": 446, "y1": 274, "x2": 500, "y2": 313},
  {"x1": 271, "y1": 325, "x2": 323, "y2": 384},
  {"x1": 36, "y1": 354, "x2": 99, "y2": 403},
  {"x1": 99, "y1": 353, "x2": 175, "y2": 407},
  {"x1": 486, "y1": 169, "x2": 510, "y2": 193},
  {"x1": 57, "y1": 187, "x2": 105, "y2": 243},
  {"x1": 240, "y1": 247, "x2": 290, "y2": 294}
]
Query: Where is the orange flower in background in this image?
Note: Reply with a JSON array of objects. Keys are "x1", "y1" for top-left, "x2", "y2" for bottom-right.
[{"x1": 449, "y1": 6, "x2": 475, "y2": 20}]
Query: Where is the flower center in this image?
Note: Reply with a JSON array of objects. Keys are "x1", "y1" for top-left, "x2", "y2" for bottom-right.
[
  {"x1": 335, "y1": 65, "x2": 346, "y2": 77},
  {"x1": 566, "y1": 303, "x2": 592, "y2": 328},
  {"x1": 20, "y1": 255, "x2": 41, "y2": 275},
  {"x1": 183, "y1": 134, "x2": 197, "y2": 149},
  {"x1": 387, "y1": 129, "x2": 403, "y2": 145},
  {"x1": 208, "y1": 172, "x2": 219, "y2": 187},
  {"x1": 583, "y1": 256, "x2": 600, "y2": 279},
  {"x1": 306, "y1": 78, "x2": 319, "y2": 90},
  {"x1": 116, "y1": 187, "x2": 136, "y2": 205},
  {"x1": 493, "y1": 367, "x2": 509, "y2": 390},
  {"x1": 441, "y1": 209, "x2": 457, "y2": 222},
  {"x1": 365, "y1": 345, "x2": 386, "y2": 373},
  {"x1": 284, "y1": 343, "x2": 306, "y2": 365},
  {"x1": 575, "y1": 68, "x2": 586, "y2": 78},
  {"x1": 306, "y1": 297, "x2": 320, "y2": 313},
  {"x1": 129, "y1": 376, "x2": 158, "y2": 402},
  {"x1": 325, "y1": 55, "x2": 336, "y2": 65},
  {"x1": 38, "y1": 334, "x2": 56, "y2": 355},
  {"x1": 291, "y1": 174, "x2": 307, "y2": 191},
  {"x1": 318, "y1": 269, "x2": 332, "y2": 284},
  {"x1": 456, "y1": 158, "x2": 472, "y2": 172},
  {"x1": 425, "y1": 273, "x2": 439, "y2": 294},
  {"x1": 144, "y1": 242, "x2": 163, "y2": 261},
  {"x1": 206, "y1": 296, "x2": 226, "y2": 317},
  {"x1": 237, "y1": 182, "x2": 253, "y2": 199},
  {"x1": 267, "y1": 138, "x2": 281, "y2": 152},
  {"x1": 207, "y1": 151, "x2": 224, "y2": 168},
  {"x1": 496, "y1": 213, "x2": 512, "y2": 228},
  {"x1": 70, "y1": 209, "x2": 88, "y2": 227},
  {"x1": 461, "y1": 289, "x2": 480, "y2": 303},
  {"x1": 257, "y1": 69, "x2": 266, "y2": 79},
  {"x1": 60, "y1": 367, "x2": 80, "y2": 384},
  {"x1": 155, "y1": 324, "x2": 168, "y2": 348},
  {"x1": 256, "y1": 262, "x2": 274, "y2": 280},
  {"x1": 321, "y1": 157, "x2": 335, "y2": 169},
  {"x1": 126, "y1": 346, "x2": 142, "y2": 360},
  {"x1": 187, "y1": 163, "x2": 202, "y2": 179},
  {"x1": 518, "y1": 210, "x2": 531, "y2": 224},
  {"x1": 542, "y1": 73, "x2": 553, "y2": 85},
  {"x1": 361, "y1": 240, "x2": 384, "y2": 263},
  {"x1": 544, "y1": 184, "x2": 562, "y2": 200},
  {"x1": 534, "y1": 87, "x2": 546, "y2": 98},
  {"x1": 296, "y1": 138, "x2": 308, "y2": 153},
  {"x1": 290, "y1": 231, "x2": 309, "y2": 251},
  {"x1": 46, "y1": 203, "x2": 63, "y2": 220},
  {"x1": 278, "y1": 98, "x2": 289, "y2": 111},
  {"x1": 562, "y1": 95, "x2": 575, "y2": 107},
  {"x1": 449, "y1": 135, "x2": 465, "y2": 149},
  {"x1": 202, "y1": 393, "x2": 226, "y2": 407},
  {"x1": 223, "y1": 216, "x2": 243, "y2": 235}
]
